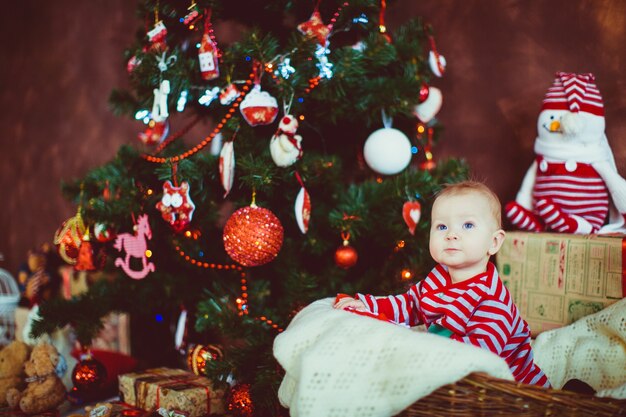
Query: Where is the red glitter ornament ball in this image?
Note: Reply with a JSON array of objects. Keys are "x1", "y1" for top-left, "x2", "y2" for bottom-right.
[
  {"x1": 334, "y1": 244, "x2": 358, "y2": 269},
  {"x1": 223, "y1": 205, "x2": 284, "y2": 267},
  {"x1": 227, "y1": 383, "x2": 254, "y2": 417}
]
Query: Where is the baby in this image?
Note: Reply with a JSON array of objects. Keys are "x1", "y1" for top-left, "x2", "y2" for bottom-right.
[{"x1": 334, "y1": 181, "x2": 550, "y2": 387}]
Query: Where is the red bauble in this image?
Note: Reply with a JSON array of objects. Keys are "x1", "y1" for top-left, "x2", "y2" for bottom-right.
[
  {"x1": 186, "y1": 344, "x2": 223, "y2": 376},
  {"x1": 418, "y1": 82, "x2": 430, "y2": 103},
  {"x1": 72, "y1": 353, "x2": 107, "y2": 394},
  {"x1": 227, "y1": 383, "x2": 254, "y2": 417},
  {"x1": 223, "y1": 205, "x2": 284, "y2": 267},
  {"x1": 334, "y1": 243, "x2": 358, "y2": 269}
]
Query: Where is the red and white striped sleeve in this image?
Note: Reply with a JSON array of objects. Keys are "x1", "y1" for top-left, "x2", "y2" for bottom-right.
[{"x1": 356, "y1": 283, "x2": 423, "y2": 327}]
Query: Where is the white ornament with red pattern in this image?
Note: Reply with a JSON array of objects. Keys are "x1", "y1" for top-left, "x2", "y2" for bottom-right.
[
  {"x1": 402, "y1": 201, "x2": 422, "y2": 235},
  {"x1": 239, "y1": 85, "x2": 279, "y2": 126},
  {"x1": 294, "y1": 186, "x2": 311, "y2": 234},
  {"x1": 270, "y1": 115, "x2": 303, "y2": 167},
  {"x1": 413, "y1": 86, "x2": 443, "y2": 123},
  {"x1": 219, "y1": 141, "x2": 235, "y2": 198}
]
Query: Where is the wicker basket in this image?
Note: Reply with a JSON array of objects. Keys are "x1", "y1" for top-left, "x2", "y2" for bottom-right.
[
  {"x1": 0, "y1": 268, "x2": 20, "y2": 345},
  {"x1": 400, "y1": 373, "x2": 626, "y2": 417}
]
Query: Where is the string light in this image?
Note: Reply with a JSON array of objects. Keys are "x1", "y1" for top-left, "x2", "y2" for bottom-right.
[
  {"x1": 177, "y1": 90, "x2": 188, "y2": 112},
  {"x1": 401, "y1": 269, "x2": 413, "y2": 281},
  {"x1": 198, "y1": 87, "x2": 220, "y2": 106}
]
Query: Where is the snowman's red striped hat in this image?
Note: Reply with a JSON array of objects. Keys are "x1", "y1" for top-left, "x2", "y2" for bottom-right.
[{"x1": 541, "y1": 72, "x2": 604, "y2": 116}]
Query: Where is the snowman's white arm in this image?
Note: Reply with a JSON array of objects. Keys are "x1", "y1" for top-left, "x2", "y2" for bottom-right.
[
  {"x1": 592, "y1": 160, "x2": 626, "y2": 213},
  {"x1": 515, "y1": 160, "x2": 537, "y2": 210}
]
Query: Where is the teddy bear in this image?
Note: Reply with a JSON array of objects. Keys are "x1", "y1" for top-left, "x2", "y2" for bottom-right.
[
  {"x1": 505, "y1": 72, "x2": 626, "y2": 234},
  {"x1": 6, "y1": 342, "x2": 67, "y2": 414},
  {"x1": 269, "y1": 114, "x2": 303, "y2": 167},
  {"x1": 0, "y1": 340, "x2": 31, "y2": 407}
]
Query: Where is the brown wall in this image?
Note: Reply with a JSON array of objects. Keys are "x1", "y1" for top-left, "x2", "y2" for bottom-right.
[{"x1": 1, "y1": 0, "x2": 625, "y2": 274}]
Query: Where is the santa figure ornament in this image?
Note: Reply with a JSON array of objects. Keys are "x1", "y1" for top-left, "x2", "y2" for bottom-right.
[
  {"x1": 506, "y1": 72, "x2": 626, "y2": 234},
  {"x1": 198, "y1": 12, "x2": 220, "y2": 81},
  {"x1": 270, "y1": 115, "x2": 303, "y2": 167}
]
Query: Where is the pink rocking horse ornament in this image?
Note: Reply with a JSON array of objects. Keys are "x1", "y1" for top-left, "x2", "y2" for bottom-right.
[{"x1": 114, "y1": 214, "x2": 155, "y2": 279}]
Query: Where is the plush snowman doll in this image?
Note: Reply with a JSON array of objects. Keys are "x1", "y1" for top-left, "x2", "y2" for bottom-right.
[
  {"x1": 506, "y1": 72, "x2": 626, "y2": 234},
  {"x1": 269, "y1": 115, "x2": 303, "y2": 167}
]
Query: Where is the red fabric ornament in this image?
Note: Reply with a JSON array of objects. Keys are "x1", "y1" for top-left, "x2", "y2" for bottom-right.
[
  {"x1": 239, "y1": 85, "x2": 278, "y2": 126},
  {"x1": 155, "y1": 180, "x2": 196, "y2": 232},
  {"x1": 186, "y1": 344, "x2": 223, "y2": 376},
  {"x1": 402, "y1": 201, "x2": 422, "y2": 235},
  {"x1": 227, "y1": 383, "x2": 254, "y2": 417},
  {"x1": 138, "y1": 120, "x2": 169, "y2": 145},
  {"x1": 113, "y1": 214, "x2": 155, "y2": 279},
  {"x1": 418, "y1": 82, "x2": 430, "y2": 103},
  {"x1": 219, "y1": 83, "x2": 240, "y2": 105},
  {"x1": 297, "y1": 11, "x2": 330, "y2": 45},
  {"x1": 223, "y1": 205, "x2": 284, "y2": 267},
  {"x1": 334, "y1": 242, "x2": 358, "y2": 269},
  {"x1": 147, "y1": 21, "x2": 167, "y2": 44},
  {"x1": 198, "y1": 16, "x2": 220, "y2": 81}
]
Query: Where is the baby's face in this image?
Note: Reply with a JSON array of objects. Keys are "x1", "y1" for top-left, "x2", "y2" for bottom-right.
[{"x1": 429, "y1": 193, "x2": 500, "y2": 270}]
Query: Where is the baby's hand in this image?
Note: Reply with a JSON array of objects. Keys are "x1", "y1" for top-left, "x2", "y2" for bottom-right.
[{"x1": 333, "y1": 294, "x2": 366, "y2": 311}]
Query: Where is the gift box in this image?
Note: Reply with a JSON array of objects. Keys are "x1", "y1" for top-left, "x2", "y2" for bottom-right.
[
  {"x1": 496, "y1": 231, "x2": 625, "y2": 336},
  {"x1": 118, "y1": 368, "x2": 225, "y2": 416}
]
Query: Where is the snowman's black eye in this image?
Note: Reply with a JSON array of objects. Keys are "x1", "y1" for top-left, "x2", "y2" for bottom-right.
[{"x1": 550, "y1": 115, "x2": 555, "y2": 120}]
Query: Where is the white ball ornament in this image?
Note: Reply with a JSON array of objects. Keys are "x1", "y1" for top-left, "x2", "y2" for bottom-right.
[{"x1": 363, "y1": 128, "x2": 412, "y2": 175}]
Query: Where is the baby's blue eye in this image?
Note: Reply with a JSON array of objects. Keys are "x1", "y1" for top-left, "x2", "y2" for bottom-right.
[
  {"x1": 436, "y1": 224, "x2": 447, "y2": 231},
  {"x1": 463, "y1": 222, "x2": 475, "y2": 230}
]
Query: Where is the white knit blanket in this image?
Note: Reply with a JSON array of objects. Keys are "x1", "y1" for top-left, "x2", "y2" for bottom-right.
[
  {"x1": 532, "y1": 297, "x2": 626, "y2": 398},
  {"x1": 273, "y1": 298, "x2": 513, "y2": 417}
]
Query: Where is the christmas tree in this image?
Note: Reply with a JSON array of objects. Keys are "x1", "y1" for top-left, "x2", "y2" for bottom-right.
[{"x1": 33, "y1": 0, "x2": 467, "y2": 414}]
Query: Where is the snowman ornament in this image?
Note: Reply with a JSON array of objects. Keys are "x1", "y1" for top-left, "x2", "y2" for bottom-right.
[
  {"x1": 269, "y1": 114, "x2": 303, "y2": 167},
  {"x1": 506, "y1": 72, "x2": 626, "y2": 234}
]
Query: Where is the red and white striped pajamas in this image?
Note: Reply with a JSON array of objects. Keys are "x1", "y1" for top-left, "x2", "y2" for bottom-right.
[{"x1": 357, "y1": 262, "x2": 550, "y2": 387}]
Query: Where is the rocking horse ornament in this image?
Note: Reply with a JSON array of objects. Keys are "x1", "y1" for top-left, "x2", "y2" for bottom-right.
[{"x1": 114, "y1": 214, "x2": 155, "y2": 279}]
